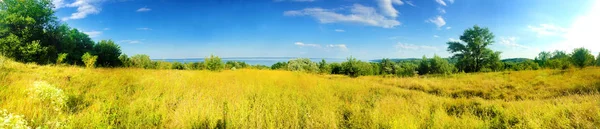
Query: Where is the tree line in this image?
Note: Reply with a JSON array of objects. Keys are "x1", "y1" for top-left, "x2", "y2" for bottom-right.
[{"x1": 1, "y1": 0, "x2": 599, "y2": 77}]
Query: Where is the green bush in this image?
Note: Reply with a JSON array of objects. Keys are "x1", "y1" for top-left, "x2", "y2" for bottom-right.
[
  {"x1": 93, "y1": 40, "x2": 122, "y2": 67},
  {"x1": 271, "y1": 62, "x2": 288, "y2": 70},
  {"x1": 172, "y1": 62, "x2": 186, "y2": 70},
  {"x1": 570, "y1": 47, "x2": 595, "y2": 68},
  {"x1": 81, "y1": 52, "x2": 97, "y2": 68},
  {"x1": 287, "y1": 58, "x2": 319, "y2": 73},
  {"x1": 318, "y1": 59, "x2": 330, "y2": 74},
  {"x1": 205, "y1": 55, "x2": 224, "y2": 71},
  {"x1": 56, "y1": 53, "x2": 68, "y2": 65},
  {"x1": 131, "y1": 54, "x2": 153, "y2": 69}
]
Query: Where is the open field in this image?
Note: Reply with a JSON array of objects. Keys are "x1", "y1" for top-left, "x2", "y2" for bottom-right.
[{"x1": 1, "y1": 60, "x2": 599, "y2": 128}]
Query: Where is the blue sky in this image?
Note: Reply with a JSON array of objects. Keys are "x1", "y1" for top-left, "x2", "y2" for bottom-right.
[{"x1": 52, "y1": 0, "x2": 600, "y2": 60}]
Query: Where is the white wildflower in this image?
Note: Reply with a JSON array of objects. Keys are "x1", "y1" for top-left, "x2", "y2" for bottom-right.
[
  {"x1": 0, "y1": 109, "x2": 30, "y2": 129},
  {"x1": 29, "y1": 81, "x2": 67, "y2": 112}
]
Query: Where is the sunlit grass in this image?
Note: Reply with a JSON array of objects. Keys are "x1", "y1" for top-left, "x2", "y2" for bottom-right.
[{"x1": 1, "y1": 60, "x2": 599, "y2": 128}]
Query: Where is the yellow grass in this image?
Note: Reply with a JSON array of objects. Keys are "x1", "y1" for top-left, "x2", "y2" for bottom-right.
[{"x1": 1, "y1": 60, "x2": 599, "y2": 128}]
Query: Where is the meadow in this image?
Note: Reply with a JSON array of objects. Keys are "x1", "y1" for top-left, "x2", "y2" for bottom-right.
[{"x1": 1, "y1": 57, "x2": 599, "y2": 129}]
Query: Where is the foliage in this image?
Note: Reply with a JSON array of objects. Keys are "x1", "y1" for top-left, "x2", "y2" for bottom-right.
[
  {"x1": 81, "y1": 52, "x2": 97, "y2": 68},
  {"x1": 329, "y1": 62, "x2": 343, "y2": 74},
  {"x1": 341, "y1": 56, "x2": 365, "y2": 77},
  {"x1": 535, "y1": 51, "x2": 551, "y2": 67},
  {"x1": 380, "y1": 58, "x2": 395, "y2": 75},
  {"x1": 570, "y1": 47, "x2": 595, "y2": 68},
  {"x1": 596, "y1": 53, "x2": 600, "y2": 66},
  {"x1": 56, "y1": 53, "x2": 68, "y2": 65},
  {"x1": 271, "y1": 62, "x2": 288, "y2": 70},
  {"x1": 186, "y1": 62, "x2": 205, "y2": 70},
  {"x1": 318, "y1": 59, "x2": 330, "y2": 74},
  {"x1": 287, "y1": 58, "x2": 319, "y2": 73},
  {"x1": 225, "y1": 61, "x2": 248, "y2": 69},
  {"x1": 171, "y1": 62, "x2": 186, "y2": 70},
  {"x1": 205, "y1": 54, "x2": 224, "y2": 71},
  {"x1": 130, "y1": 54, "x2": 153, "y2": 69},
  {"x1": 119, "y1": 54, "x2": 133, "y2": 67},
  {"x1": 447, "y1": 25, "x2": 501, "y2": 73},
  {"x1": 93, "y1": 40, "x2": 122, "y2": 67},
  {"x1": 395, "y1": 62, "x2": 418, "y2": 77},
  {"x1": 0, "y1": 0, "x2": 55, "y2": 64},
  {"x1": 429, "y1": 55, "x2": 454, "y2": 74},
  {"x1": 417, "y1": 56, "x2": 430, "y2": 75}
]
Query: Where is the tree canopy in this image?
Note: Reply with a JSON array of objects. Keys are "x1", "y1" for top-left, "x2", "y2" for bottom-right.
[{"x1": 447, "y1": 25, "x2": 501, "y2": 72}]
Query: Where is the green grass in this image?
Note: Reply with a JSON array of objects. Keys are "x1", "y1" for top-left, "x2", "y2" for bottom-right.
[{"x1": 1, "y1": 59, "x2": 599, "y2": 128}]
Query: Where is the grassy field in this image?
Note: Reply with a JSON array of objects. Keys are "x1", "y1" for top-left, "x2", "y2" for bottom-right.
[{"x1": 1, "y1": 59, "x2": 599, "y2": 128}]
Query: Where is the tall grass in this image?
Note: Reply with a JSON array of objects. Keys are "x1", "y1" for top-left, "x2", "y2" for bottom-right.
[{"x1": 1, "y1": 59, "x2": 599, "y2": 128}]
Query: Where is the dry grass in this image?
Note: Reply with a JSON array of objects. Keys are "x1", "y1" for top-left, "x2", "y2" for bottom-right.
[{"x1": 1, "y1": 60, "x2": 599, "y2": 128}]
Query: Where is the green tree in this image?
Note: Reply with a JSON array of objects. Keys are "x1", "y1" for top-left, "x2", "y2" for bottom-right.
[
  {"x1": 395, "y1": 62, "x2": 418, "y2": 77},
  {"x1": 318, "y1": 59, "x2": 330, "y2": 74},
  {"x1": 380, "y1": 58, "x2": 395, "y2": 75},
  {"x1": 570, "y1": 47, "x2": 595, "y2": 68},
  {"x1": 447, "y1": 25, "x2": 501, "y2": 73},
  {"x1": 205, "y1": 54, "x2": 224, "y2": 71},
  {"x1": 0, "y1": 0, "x2": 56, "y2": 64},
  {"x1": 171, "y1": 62, "x2": 186, "y2": 70},
  {"x1": 329, "y1": 62, "x2": 343, "y2": 74},
  {"x1": 93, "y1": 40, "x2": 122, "y2": 67},
  {"x1": 81, "y1": 52, "x2": 97, "y2": 68},
  {"x1": 119, "y1": 54, "x2": 132, "y2": 67},
  {"x1": 342, "y1": 56, "x2": 362, "y2": 77},
  {"x1": 417, "y1": 56, "x2": 430, "y2": 75},
  {"x1": 429, "y1": 55, "x2": 454, "y2": 74},
  {"x1": 535, "y1": 51, "x2": 552, "y2": 68},
  {"x1": 130, "y1": 54, "x2": 152, "y2": 69}
]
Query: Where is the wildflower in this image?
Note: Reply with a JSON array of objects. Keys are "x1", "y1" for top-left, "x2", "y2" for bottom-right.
[{"x1": 0, "y1": 109, "x2": 30, "y2": 129}]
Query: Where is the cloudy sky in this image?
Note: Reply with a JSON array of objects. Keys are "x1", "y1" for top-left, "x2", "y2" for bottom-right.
[{"x1": 53, "y1": 0, "x2": 600, "y2": 59}]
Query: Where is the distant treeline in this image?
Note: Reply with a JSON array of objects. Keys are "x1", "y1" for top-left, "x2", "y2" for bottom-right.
[{"x1": 1, "y1": 0, "x2": 599, "y2": 78}]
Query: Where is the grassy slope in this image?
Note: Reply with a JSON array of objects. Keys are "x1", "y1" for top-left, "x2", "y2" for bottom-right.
[{"x1": 1, "y1": 60, "x2": 599, "y2": 128}]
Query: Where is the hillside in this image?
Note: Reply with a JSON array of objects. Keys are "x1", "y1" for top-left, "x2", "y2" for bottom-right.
[{"x1": 1, "y1": 58, "x2": 599, "y2": 128}]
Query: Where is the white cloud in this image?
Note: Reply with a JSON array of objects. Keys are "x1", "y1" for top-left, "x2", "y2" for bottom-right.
[
  {"x1": 118, "y1": 40, "x2": 142, "y2": 44},
  {"x1": 377, "y1": 0, "x2": 404, "y2": 18},
  {"x1": 137, "y1": 27, "x2": 152, "y2": 31},
  {"x1": 334, "y1": 29, "x2": 345, "y2": 32},
  {"x1": 437, "y1": 7, "x2": 446, "y2": 14},
  {"x1": 499, "y1": 37, "x2": 529, "y2": 49},
  {"x1": 284, "y1": 4, "x2": 401, "y2": 28},
  {"x1": 103, "y1": 28, "x2": 110, "y2": 30},
  {"x1": 405, "y1": 1, "x2": 416, "y2": 6},
  {"x1": 83, "y1": 31, "x2": 102, "y2": 38},
  {"x1": 136, "y1": 7, "x2": 151, "y2": 12},
  {"x1": 327, "y1": 44, "x2": 348, "y2": 51},
  {"x1": 433, "y1": 35, "x2": 439, "y2": 38},
  {"x1": 435, "y1": 0, "x2": 447, "y2": 6},
  {"x1": 548, "y1": 1, "x2": 600, "y2": 53},
  {"x1": 447, "y1": 0, "x2": 455, "y2": 4},
  {"x1": 448, "y1": 38, "x2": 462, "y2": 43},
  {"x1": 61, "y1": 0, "x2": 102, "y2": 21},
  {"x1": 396, "y1": 43, "x2": 438, "y2": 51},
  {"x1": 528, "y1": 24, "x2": 567, "y2": 37},
  {"x1": 294, "y1": 42, "x2": 321, "y2": 48},
  {"x1": 426, "y1": 15, "x2": 446, "y2": 27},
  {"x1": 446, "y1": 26, "x2": 451, "y2": 30},
  {"x1": 52, "y1": 0, "x2": 66, "y2": 9}
]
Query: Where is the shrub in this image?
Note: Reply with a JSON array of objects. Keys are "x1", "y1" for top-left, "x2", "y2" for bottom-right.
[
  {"x1": 93, "y1": 40, "x2": 122, "y2": 67},
  {"x1": 318, "y1": 59, "x2": 330, "y2": 74},
  {"x1": 205, "y1": 54, "x2": 224, "y2": 71},
  {"x1": 395, "y1": 62, "x2": 418, "y2": 77},
  {"x1": 380, "y1": 58, "x2": 395, "y2": 75},
  {"x1": 287, "y1": 58, "x2": 319, "y2": 73},
  {"x1": 271, "y1": 62, "x2": 288, "y2": 70},
  {"x1": 417, "y1": 56, "x2": 430, "y2": 75},
  {"x1": 329, "y1": 62, "x2": 343, "y2": 74},
  {"x1": 225, "y1": 61, "x2": 248, "y2": 69},
  {"x1": 81, "y1": 52, "x2": 97, "y2": 68},
  {"x1": 570, "y1": 47, "x2": 595, "y2": 68},
  {"x1": 130, "y1": 54, "x2": 153, "y2": 69},
  {"x1": 171, "y1": 62, "x2": 186, "y2": 70},
  {"x1": 119, "y1": 54, "x2": 133, "y2": 67},
  {"x1": 341, "y1": 56, "x2": 363, "y2": 77},
  {"x1": 56, "y1": 53, "x2": 68, "y2": 65},
  {"x1": 429, "y1": 55, "x2": 454, "y2": 75}
]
